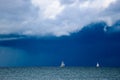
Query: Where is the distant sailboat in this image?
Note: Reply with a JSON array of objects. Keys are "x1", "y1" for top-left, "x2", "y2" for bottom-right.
[
  {"x1": 96, "y1": 62, "x2": 100, "y2": 68},
  {"x1": 60, "y1": 61, "x2": 65, "y2": 68}
]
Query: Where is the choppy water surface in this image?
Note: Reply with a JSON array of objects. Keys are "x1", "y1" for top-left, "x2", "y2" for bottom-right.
[{"x1": 0, "y1": 67, "x2": 120, "y2": 80}]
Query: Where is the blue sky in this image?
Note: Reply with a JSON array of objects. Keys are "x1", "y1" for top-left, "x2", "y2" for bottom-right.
[{"x1": 0, "y1": 0, "x2": 120, "y2": 67}]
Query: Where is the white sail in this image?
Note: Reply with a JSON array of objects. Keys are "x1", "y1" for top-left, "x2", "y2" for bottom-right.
[
  {"x1": 96, "y1": 62, "x2": 99, "y2": 68},
  {"x1": 60, "y1": 61, "x2": 65, "y2": 68}
]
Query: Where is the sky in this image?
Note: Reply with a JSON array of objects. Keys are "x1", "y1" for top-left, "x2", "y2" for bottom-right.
[{"x1": 0, "y1": 0, "x2": 120, "y2": 67}]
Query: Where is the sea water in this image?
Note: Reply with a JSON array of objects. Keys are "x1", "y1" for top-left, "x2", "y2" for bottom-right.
[{"x1": 0, "y1": 67, "x2": 120, "y2": 80}]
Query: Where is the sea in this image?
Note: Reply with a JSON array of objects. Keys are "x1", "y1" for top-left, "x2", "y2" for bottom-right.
[{"x1": 0, "y1": 67, "x2": 120, "y2": 80}]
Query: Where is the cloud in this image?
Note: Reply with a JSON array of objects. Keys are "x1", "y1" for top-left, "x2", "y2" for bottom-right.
[
  {"x1": 31, "y1": 0, "x2": 65, "y2": 19},
  {"x1": 0, "y1": 46, "x2": 28, "y2": 66},
  {"x1": 0, "y1": 0, "x2": 120, "y2": 37},
  {"x1": 105, "y1": 20, "x2": 120, "y2": 33},
  {"x1": 0, "y1": 37, "x2": 24, "y2": 41}
]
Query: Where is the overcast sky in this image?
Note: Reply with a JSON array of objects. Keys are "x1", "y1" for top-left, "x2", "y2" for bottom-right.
[{"x1": 0, "y1": 0, "x2": 120, "y2": 37}]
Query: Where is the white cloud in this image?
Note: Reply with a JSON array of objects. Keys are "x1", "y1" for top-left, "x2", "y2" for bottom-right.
[
  {"x1": 79, "y1": 0, "x2": 116, "y2": 9},
  {"x1": 31, "y1": 0, "x2": 65, "y2": 19},
  {"x1": 0, "y1": 0, "x2": 119, "y2": 37},
  {"x1": 0, "y1": 37, "x2": 24, "y2": 41}
]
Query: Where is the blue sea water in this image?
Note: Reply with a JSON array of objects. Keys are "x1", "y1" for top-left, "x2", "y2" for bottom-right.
[{"x1": 0, "y1": 67, "x2": 120, "y2": 80}]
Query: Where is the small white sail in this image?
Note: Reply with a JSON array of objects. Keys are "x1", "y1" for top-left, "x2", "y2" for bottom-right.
[
  {"x1": 60, "y1": 61, "x2": 65, "y2": 68},
  {"x1": 96, "y1": 62, "x2": 100, "y2": 68}
]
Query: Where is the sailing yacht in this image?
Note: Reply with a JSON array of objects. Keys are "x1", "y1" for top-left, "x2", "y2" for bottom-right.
[
  {"x1": 60, "y1": 61, "x2": 65, "y2": 68},
  {"x1": 96, "y1": 62, "x2": 100, "y2": 68}
]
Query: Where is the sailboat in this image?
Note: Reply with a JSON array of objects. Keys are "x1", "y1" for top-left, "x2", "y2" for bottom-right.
[
  {"x1": 96, "y1": 62, "x2": 100, "y2": 68},
  {"x1": 60, "y1": 61, "x2": 65, "y2": 68}
]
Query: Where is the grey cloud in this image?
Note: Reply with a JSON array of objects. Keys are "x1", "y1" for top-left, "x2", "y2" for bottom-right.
[
  {"x1": 60, "y1": 0, "x2": 89, "y2": 4},
  {"x1": 0, "y1": 0, "x2": 120, "y2": 37},
  {"x1": 105, "y1": 0, "x2": 120, "y2": 13},
  {"x1": 0, "y1": 0, "x2": 38, "y2": 34},
  {"x1": 99, "y1": 0, "x2": 120, "y2": 25},
  {"x1": 60, "y1": 0, "x2": 75, "y2": 4},
  {"x1": 0, "y1": 0, "x2": 35, "y2": 20}
]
